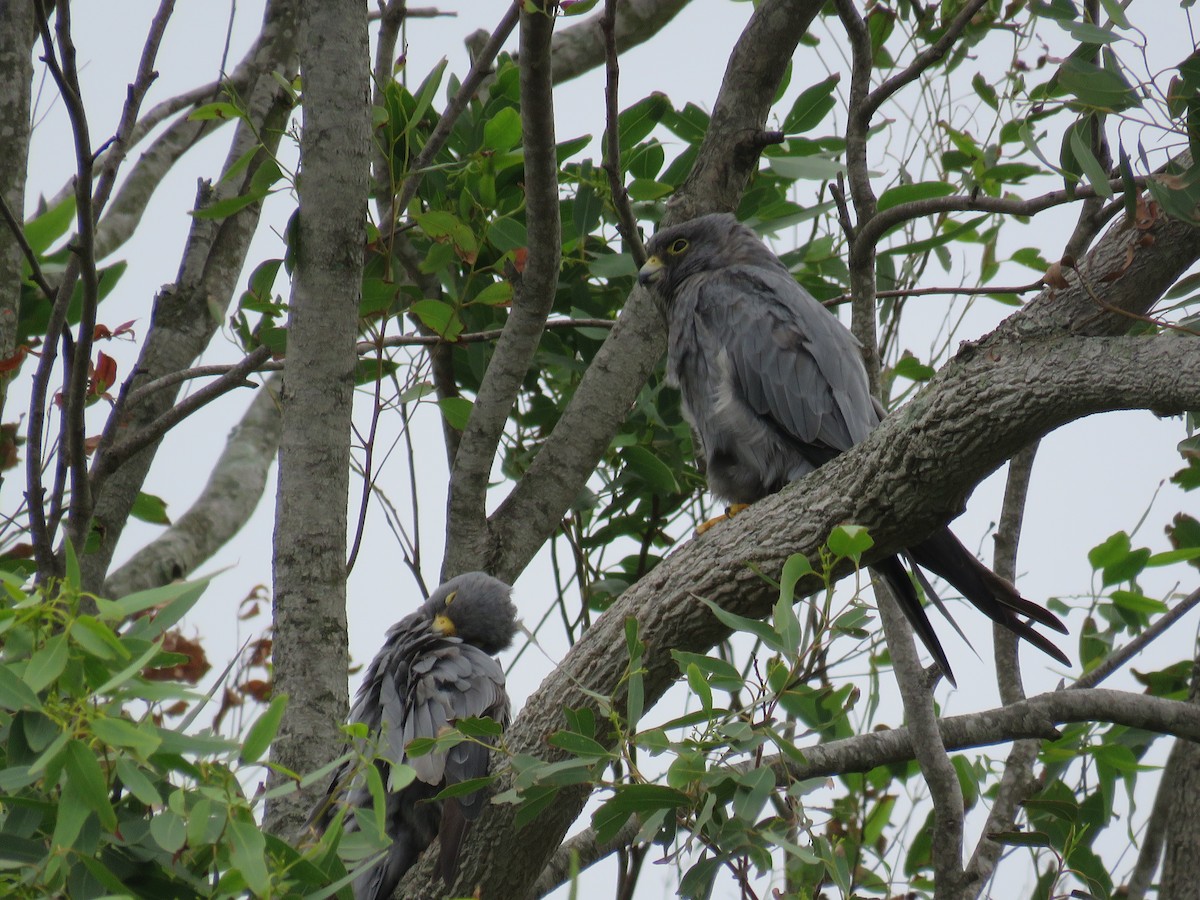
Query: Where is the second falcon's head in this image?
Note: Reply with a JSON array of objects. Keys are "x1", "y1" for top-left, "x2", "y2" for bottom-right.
[{"x1": 421, "y1": 571, "x2": 518, "y2": 656}]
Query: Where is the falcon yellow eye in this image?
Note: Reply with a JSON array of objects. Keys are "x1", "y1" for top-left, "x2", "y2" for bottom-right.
[
  {"x1": 444, "y1": 591, "x2": 457, "y2": 605},
  {"x1": 669, "y1": 238, "x2": 689, "y2": 254}
]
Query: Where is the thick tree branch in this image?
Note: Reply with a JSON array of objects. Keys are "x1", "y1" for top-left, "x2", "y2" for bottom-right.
[
  {"x1": 266, "y1": 0, "x2": 369, "y2": 835},
  {"x1": 79, "y1": 0, "x2": 300, "y2": 592},
  {"x1": 965, "y1": 443, "x2": 1040, "y2": 893},
  {"x1": 549, "y1": 0, "x2": 692, "y2": 84},
  {"x1": 442, "y1": 1, "x2": 561, "y2": 580},
  {"x1": 407, "y1": 325, "x2": 1200, "y2": 897},
  {"x1": 0, "y1": 2, "x2": 34, "y2": 422},
  {"x1": 103, "y1": 374, "x2": 282, "y2": 598},
  {"x1": 485, "y1": 0, "x2": 828, "y2": 585}
]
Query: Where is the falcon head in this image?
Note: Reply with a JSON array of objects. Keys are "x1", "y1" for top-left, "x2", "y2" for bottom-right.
[{"x1": 424, "y1": 571, "x2": 518, "y2": 656}]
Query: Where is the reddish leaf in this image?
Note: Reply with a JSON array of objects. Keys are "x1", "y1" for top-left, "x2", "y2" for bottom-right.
[
  {"x1": 513, "y1": 247, "x2": 529, "y2": 273},
  {"x1": 240, "y1": 679, "x2": 273, "y2": 702},
  {"x1": 143, "y1": 630, "x2": 211, "y2": 684},
  {"x1": 92, "y1": 351, "x2": 118, "y2": 395},
  {"x1": 0, "y1": 346, "x2": 28, "y2": 373}
]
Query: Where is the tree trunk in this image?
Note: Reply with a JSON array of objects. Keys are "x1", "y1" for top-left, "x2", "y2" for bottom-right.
[
  {"x1": 264, "y1": 0, "x2": 369, "y2": 835},
  {"x1": 0, "y1": 4, "x2": 33, "y2": 423}
]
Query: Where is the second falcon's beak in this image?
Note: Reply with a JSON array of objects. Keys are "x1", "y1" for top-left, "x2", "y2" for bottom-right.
[
  {"x1": 638, "y1": 255, "x2": 664, "y2": 287},
  {"x1": 431, "y1": 614, "x2": 456, "y2": 637}
]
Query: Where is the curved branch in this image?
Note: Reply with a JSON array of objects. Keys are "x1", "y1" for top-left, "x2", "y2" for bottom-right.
[
  {"x1": 103, "y1": 374, "x2": 283, "y2": 598},
  {"x1": 442, "y1": 1, "x2": 561, "y2": 579},
  {"x1": 408, "y1": 327, "x2": 1200, "y2": 897},
  {"x1": 550, "y1": 0, "x2": 692, "y2": 84}
]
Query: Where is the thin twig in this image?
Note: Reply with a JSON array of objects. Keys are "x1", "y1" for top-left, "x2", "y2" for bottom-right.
[
  {"x1": 862, "y1": 0, "x2": 989, "y2": 122},
  {"x1": 391, "y1": 1, "x2": 519, "y2": 217},
  {"x1": 0, "y1": 193, "x2": 57, "y2": 301},
  {"x1": 91, "y1": 345, "x2": 272, "y2": 482},
  {"x1": 124, "y1": 317, "x2": 616, "y2": 403},
  {"x1": 823, "y1": 279, "x2": 1046, "y2": 308},
  {"x1": 1071, "y1": 586, "x2": 1200, "y2": 691},
  {"x1": 600, "y1": 0, "x2": 646, "y2": 265}
]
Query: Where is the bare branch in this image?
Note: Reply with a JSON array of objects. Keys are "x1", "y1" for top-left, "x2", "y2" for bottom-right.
[
  {"x1": 876, "y1": 581, "x2": 966, "y2": 893},
  {"x1": 862, "y1": 0, "x2": 990, "y2": 123},
  {"x1": 443, "y1": 0, "x2": 561, "y2": 580},
  {"x1": 0, "y1": 191, "x2": 56, "y2": 301},
  {"x1": 965, "y1": 443, "x2": 1040, "y2": 892},
  {"x1": 391, "y1": 2, "x2": 519, "y2": 218},
  {"x1": 600, "y1": 0, "x2": 646, "y2": 265},
  {"x1": 1071, "y1": 586, "x2": 1200, "y2": 691},
  {"x1": 550, "y1": 0, "x2": 692, "y2": 84},
  {"x1": 103, "y1": 374, "x2": 283, "y2": 598},
  {"x1": 91, "y1": 346, "x2": 273, "y2": 483}
]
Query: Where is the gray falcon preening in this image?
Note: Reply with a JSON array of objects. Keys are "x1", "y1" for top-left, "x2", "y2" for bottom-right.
[
  {"x1": 306, "y1": 572, "x2": 517, "y2": 898},
  {"x1": 638, "y1": 212, "x2": 1068, "y2": 685}
]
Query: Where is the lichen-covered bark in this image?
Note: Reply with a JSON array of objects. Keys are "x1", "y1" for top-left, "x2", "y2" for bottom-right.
[
  {"x1": 265, "y1": 0, "x2": 369, "y2": 835},
  {"x1": 0, "y1": 5, "x2": 33, "y2": 421},
  {"x1": 81, "y1": 0, "x2": 299, "y2": 591}
]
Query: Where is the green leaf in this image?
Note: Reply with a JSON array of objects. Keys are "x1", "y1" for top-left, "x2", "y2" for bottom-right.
[
  {"x1": 1057, "y1": 57, "x2": 1136, "y2": 111},
  {"x1": 92, "y1": 715, "x2": 162, "y2": 759},
  {"x1": 1088, "y1": 531, "x2": 1130, "y2": 569},
  {"x1": 768, "y1": 154, "x2": 846, "y2": 181},
  {"x1": 685, "y1": 663, "x2": 713, "y2": 714},
  {"x1": 23, "y1": 194, "x2": 76, "y2": 256},
  {"x1": 892, "y1": 354, "x2": 936, "y2": 382},
  {"x1": 783, "y1": 74, "x2": 839, "y2": 134},
  {"x1": 65, "y1": 739, "x2": 118, "y2": 831},
  {"x1": 70, "y1": 615, "x2": 129, "y2": 660},
  {"x1": 592, "y1": 784, "x2": 689, "y2": 843},
  {"x1": 547, "y1": 730, "x2": 609, "y2": 758},
  {"x1": 625, "y1": 178, "x2": 673, "y2": 201},
  {"x1": 228, "y1": 817, "x2": 270, "y2": 896},
  {"x1": 52, "y1": 775, "x2": 91, "y2": 851},
  {"x1": 875, "y1": 181, "x2": 957, "y2": 212},
  {"x1": 415, "y1": 210, "x2": 478, "y2": 261},
  {"x1": 487, "y1": 216, "x2": 527, "y2": 252},
  {"x1": 483, "y1": 107, "x2": 522, "y2": 151},
  {"x1": 130, "y1": 491, "x2": 171, "y2": 525},
  {"x1": 189, "y1": 101, "x2": 243, "y2": 121},
  {"x1": 828, "y1": 524, "x2": 874, "y2": 561},
  {"x1": 619, "y1": 445, "x2": 679, "y2": 494},
  {"x1": 0, "y1": 664, "x2": 43, "y2": 711},
  {"x1": 562, "y1": 0, "x2": 599, "y2": 14},
  {"x1": 733, "y1": 766, "x2": 775, "y2": 821},
  {"x1": 438, "y1": 396, "x2": 473, "y2": 430},
  {"x1": 456, "y1": 716, "x2": 503, "y2": 739},
  {"x1": 115, "y1": 755, "x2": 162, "y2": 806},
  {"x1": 96, "y1": 639, "x2": 166, "y2": 694},
  {"x1": 972, "y1": 73, "x2": 998, "y2": 110},
  {"x1": 242, "y1": 694, "x2": 287, "y2": 764},
  {"x1": 1068, "y1": 123, "x2": 1114, "y2": 198},
  {"x1": 101, "y1": 578, "x2": 209, "y2": 629},
  {"x1": 473, "y1": 281, "x2": 513, "y2": 306},
  {"x1": 23, "y1": 633, "x2": 69, "y2": 692},
  {"x1": 410, "y1": 298, "x2": 463, "y2": 339},
  {"x1": 150, "y1": 808, "x2": 187, "y2": 852},
  {"x1": 699, "y1": 596, "x2": 787, "y2": 654}
]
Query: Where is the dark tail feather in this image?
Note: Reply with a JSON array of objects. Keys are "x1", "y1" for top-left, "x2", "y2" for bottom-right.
[
  {"x1": 435, "y1": 798, "x2": 470, "y2": 885},
  {"x1": 872, "y1": 555, "x2": 957, "y2": 686},
  {"x1": 907, "y1": 527, "x2": 1071, "y2": 665}
]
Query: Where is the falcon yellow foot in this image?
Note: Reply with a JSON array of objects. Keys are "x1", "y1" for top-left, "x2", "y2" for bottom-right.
[{"x1": 695, "y1": 503, "x2": 751, "y2": 535}]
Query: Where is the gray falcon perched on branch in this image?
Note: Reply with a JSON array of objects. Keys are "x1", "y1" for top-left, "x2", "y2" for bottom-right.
[
  {"x1": 306, "y1": 572, "x2": 517, "y2": 899},
  {"x1": 638, "y1": 212, "x2": 1068, "y2": 685}
]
